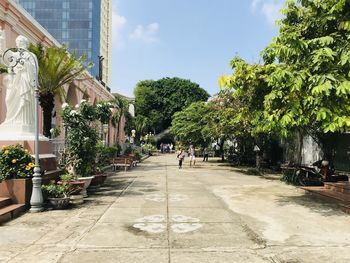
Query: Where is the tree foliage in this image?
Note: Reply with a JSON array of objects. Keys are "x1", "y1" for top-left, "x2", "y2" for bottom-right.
[
  {"x1": 261, "y1": 0, "x2": 350, "y2": 135},
  {"x1": 171, "y1": 101, "x2": 211, "y2": 147},
  {"x1": 29, "y1": 44, "x2": 91, "y2": 137},
  {"x1": 134, "y1": 77, "x2": 209, "y2": 134},
  {"x1": 219, "y1": 0, "x2": 350, "y2": 160}
]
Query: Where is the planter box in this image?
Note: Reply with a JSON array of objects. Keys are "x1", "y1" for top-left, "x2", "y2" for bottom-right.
[
  {"x1": 90, "y1": 174, "x2": 107, "y2": 187},
  {"x1": 0, "y1": 178, "x2": 32, "y2": 206}
]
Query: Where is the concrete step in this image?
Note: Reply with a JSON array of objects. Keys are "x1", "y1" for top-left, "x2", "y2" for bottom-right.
[
  {"x1": 0, "y1": 204, "x2": 26, "y2": 224},
  {"x1": 0, "y1": 197, "x2": 12, "y2": 209},
  {"x1": 302, "y1": 186, "x2": 350, "y2": 203},
  {"x1": 324, "y1": 182, "x2": 350, "y2": 194}
]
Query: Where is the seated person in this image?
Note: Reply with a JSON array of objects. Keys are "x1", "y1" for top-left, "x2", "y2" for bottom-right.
[{"x1": 314, "y1": 160, "x2": 348, "y2": 182}]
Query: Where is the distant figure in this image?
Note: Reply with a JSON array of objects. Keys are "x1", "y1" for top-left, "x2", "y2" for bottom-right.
[
  {"x1": 170, "y1": 143, "x2": 173, "y2": 152},
  {"x1": 189, "y1": 146, "x2": 196, "y2": 167},
  {"x1": 203, "y1": 147, "x2": 209, "y2": 162},
  {"x1": 160, "y1": 143, "x2": 164, "y2": 153},
  {"x1": 177, "y1": 149, "x2": 185, "y2": 169}
]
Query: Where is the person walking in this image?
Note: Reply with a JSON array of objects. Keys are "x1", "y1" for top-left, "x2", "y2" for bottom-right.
[
  {"x1": 203, "y1": 147, "x2": 209, "y2": 162},
  {"x1": 189, "y1": 146, "x2": 196, "y2": 167},
  {"x1": 177, "y1": 149, "x2": 185, "y2": 169}
]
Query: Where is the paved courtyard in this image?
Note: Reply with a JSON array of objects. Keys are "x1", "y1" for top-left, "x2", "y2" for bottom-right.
[{"x1": 0, "y1": 154, "x2": 349, "y2": 263}]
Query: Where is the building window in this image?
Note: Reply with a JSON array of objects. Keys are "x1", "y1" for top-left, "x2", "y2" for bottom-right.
[
  {"x1": 62, "y1": 31, "x2": 69, "y2": 39},
  {"x1": 62, "y1": 11, "x2": 69, "y2": 19}
]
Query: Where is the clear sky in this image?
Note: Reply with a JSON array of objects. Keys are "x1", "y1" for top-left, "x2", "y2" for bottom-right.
[{"x1": 111, "y1": 0, "x2": 285, "y2": 97}]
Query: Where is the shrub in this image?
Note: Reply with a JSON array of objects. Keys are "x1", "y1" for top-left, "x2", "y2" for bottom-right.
[
  {"x1": 281, "y1": 169, "x2": 301, "y2": 186},
  {"x1": 61, "y1": 101, "x2": 99, "y2": 177},
  {"x1": 42, "y1": 180, "x2": 71, "y2": 198},
  {"x1": 142, "y1": 143, "x2": 156, "y2": 153},
  {"x1": 96, "y1": 143, "x2": 121, "y2": 170},
  {"x1": 123, "y1": 146, "x2": 133, "y2": 155},
  {"x1": 0, "y1": 144, "x2": 34, "y2": 181}
]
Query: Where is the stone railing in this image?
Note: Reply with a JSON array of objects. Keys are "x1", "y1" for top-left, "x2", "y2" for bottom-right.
[{"x1": 50, "y1": 138, "x2": 65, "y2": 159}]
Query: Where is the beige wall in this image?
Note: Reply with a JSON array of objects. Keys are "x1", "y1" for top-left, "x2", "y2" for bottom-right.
[
  {"x1": 0, "y1": 0, "x2": 123, "y2": 146},
  {"x1": 100, "y1": 0, "x2": 112, "y2": 87}
]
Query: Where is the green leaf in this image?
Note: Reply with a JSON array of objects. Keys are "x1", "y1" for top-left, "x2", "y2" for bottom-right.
[
  {"x1": 339, "y1": 21, "x2": 350, "y2": 31},
  {"x1": 311, "y1": 81, "x2": 333, "y2": 95},
  {"x1": 336, "y1": 81, "x2": 350, "y2": 95}
]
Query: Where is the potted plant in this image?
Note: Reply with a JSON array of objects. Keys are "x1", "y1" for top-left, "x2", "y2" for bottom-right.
[
  {"x1": 60, "y1": 101, "x2": 100, "y2": 197},
  {"x1": 0, "y1": 144, "x2": 34, "y2": 206},
  {"x1": 58, "y1": 174, "x2": 84, "y2": 195},
  {"x1": 90, "y1": 143, "x2": 120, "y2": 187},
  {"x1": 42, "y1": 180, "x2": 71, "y2": 209}
]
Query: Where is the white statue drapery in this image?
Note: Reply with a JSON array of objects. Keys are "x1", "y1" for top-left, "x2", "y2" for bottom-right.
[{"x1": 0, "y1": 35, "x2": 39, "y2": 137}]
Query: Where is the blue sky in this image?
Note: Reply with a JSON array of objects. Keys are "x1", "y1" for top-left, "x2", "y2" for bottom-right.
[{"x1": 111, "y1": 0, "x2": 285, "y2": 97}]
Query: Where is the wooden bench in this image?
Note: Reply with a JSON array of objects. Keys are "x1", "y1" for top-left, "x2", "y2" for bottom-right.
[
  {"x1": 126, "y1": 154, "x2": 140, "y2": 167},
  {"x1": 109, "y1": 157, "x2": 133, "y2": 172}
]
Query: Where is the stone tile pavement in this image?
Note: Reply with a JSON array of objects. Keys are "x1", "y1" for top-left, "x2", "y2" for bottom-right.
[{"x1": 0, "y1": 155, "x2": 349, "y2": 262}]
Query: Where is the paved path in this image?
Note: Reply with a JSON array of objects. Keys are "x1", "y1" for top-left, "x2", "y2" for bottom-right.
[{"x1": 1, "y1": 155, "x2": 350, "y2": 262}]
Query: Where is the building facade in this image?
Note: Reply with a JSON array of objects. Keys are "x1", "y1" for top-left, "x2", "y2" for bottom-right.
[
  {"x1": 100, "y1": 0, "x2": 112, "y2": 87},
  {"x1": 0, "y1": 0, "x2": 123, "y2": 146},
  {"x1": 16, "y1": 0, "x2": 112, "y2": 87}
]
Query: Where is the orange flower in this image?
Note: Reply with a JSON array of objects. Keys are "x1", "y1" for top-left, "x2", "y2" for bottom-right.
[{"x1": 11, "y1": 159, "x2": 17, "y2": 164}]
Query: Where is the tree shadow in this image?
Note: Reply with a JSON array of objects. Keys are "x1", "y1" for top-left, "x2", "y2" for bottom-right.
[{"x1": 276, "y1": 193, "x2": 345, "y2": 216}]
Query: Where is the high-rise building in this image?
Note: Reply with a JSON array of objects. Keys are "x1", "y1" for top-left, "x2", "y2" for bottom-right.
[
  {"x1": 100, "y1": 0, "x2": 112, "y2": 87},
  {"x1": 17, "y1": 0, "x2": 112, "y2": 87}
]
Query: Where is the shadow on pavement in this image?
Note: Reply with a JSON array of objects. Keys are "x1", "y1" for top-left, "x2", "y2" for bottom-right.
[{"x1": 276, "y1": 194, "x2": 344, "y2": 216}]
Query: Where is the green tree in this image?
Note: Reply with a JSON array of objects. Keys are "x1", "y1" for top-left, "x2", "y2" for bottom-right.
[
  {"x1": 221, "y1": 0, "x2": 350, "y2": 162},
  {"x1": 134, "y1": 77, "x2": 209, "y2": 134},
  {"x1": 110, "y1": 94, "x2": 130, "y2": 142},
  {"x1": 29, "y1": 44, "x2": 90, "y2": 137},
  {"x1": 262, "y1": 0, "x2": 350, "y2": 160},
  {"x1": 171, "y1": 101, "x2": 211, "y2": 147}
]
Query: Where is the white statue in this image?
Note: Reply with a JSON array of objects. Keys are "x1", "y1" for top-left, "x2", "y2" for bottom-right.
[{"x1": 0, "y1": 35, "x2": 38, "y2": 137}]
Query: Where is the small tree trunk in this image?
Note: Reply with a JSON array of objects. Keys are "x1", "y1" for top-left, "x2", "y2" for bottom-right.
[
  {"x1": 39, "y1": 93, "x2": 55, "y2": 138},
  {"x1": 219, "y1": 140, "x2": 225, "y2": 161},
  {"x1": 297, "y1": 129, "x2": 303, "y2": 165}
]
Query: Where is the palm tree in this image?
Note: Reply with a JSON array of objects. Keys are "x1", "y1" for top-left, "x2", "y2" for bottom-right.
[
  {"x1": 110, "y1": 95, "x2": 130, "y2": 143},
  {"x1": 29, "y1": 44, "x2": 91, "y2": 137}
]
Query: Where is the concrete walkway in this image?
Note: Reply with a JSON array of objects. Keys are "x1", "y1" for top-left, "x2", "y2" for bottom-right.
[{"x1": 0, "y1": 155, "x2": 349, "y2": 263}]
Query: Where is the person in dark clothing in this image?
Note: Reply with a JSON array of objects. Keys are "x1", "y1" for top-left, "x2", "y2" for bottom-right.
[
  {"x1": 203, "y1": 147, "x2": 209, "y2": 162},
  {"x1": 177, "y1": 149, "x2": 185, "y2": 169}
]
